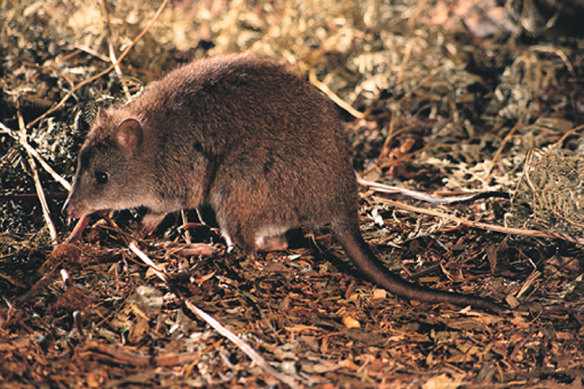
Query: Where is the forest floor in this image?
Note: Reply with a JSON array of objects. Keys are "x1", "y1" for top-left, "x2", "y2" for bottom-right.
[{"x1": 1, "y1": 0, "x2": 583, "y2": 387}]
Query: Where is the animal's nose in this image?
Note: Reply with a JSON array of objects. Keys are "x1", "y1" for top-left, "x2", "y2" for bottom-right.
[{"x1": 61, "y1": 196, "x2": 78, "y2": 218}]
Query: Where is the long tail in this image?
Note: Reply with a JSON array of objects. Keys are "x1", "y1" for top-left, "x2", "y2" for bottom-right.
[{"x1": 332, "y1": 221, "x2": 504, "y2": 313}]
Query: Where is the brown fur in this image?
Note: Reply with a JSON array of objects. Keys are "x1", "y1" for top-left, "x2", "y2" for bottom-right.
[{"x1": 63, "y1": 54, "x2": 502, "y2": 312}]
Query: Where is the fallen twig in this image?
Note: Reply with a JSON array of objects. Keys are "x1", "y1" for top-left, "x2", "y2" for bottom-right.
[
  {"x1": 99, "y1": 0, "x2": 132, "y2": 100},
  {"x1": 128, "y1": 242, "x2": 303, "y2": 388},
  {"x1": 358, "y1": 174, "x2": 509, "y2": 204},
  {"x1": 0, "y1": 192, "x2": 68, "y2": 201},
  {"x1": 14, "y1": 107, "x2": 57, "y2": 244},
  {"x1": 309, "y1": 69, "x2": 364, "y2": 119},
  {"x1": 374, "y1": 196, "x2": 584, "y2": 245},
  {"x1": 553, "y1": 123, "x2": 584, "y2": 148},
  {"x1": 485, "y1": 118, "x2": 521, "y2": 185},
  {"x1": 0, "y1": 121, "x2": 71, "y2": 192},
  {"x1": 26, "y1": 0, "x2": 169, "y2": 130}
]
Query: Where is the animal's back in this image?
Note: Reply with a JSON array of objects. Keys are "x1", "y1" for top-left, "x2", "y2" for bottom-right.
[{"x1": 135, "y1": 54, "x2": 359, "y2": 248}]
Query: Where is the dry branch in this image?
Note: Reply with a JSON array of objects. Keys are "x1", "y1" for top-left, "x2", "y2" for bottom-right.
[
  {"x1": 128, "y1": 242, "x2": 303, "y2": 388},
  {"x1": 26, "y1": 0, "x2": 170, "y2": 130},
  {"x1": 375, "y1": 196, "x2": 584, "y2": 245},
  {"x1": 15, "y1": 106, "x2": 57, "y2": 244},
  {"x1": 485, "y1": 118, "x2": 522, "y2": 184},
  {"x1": 309, "y1": 69, "x2": 364, "y2": 119},
  {"x1": 99, "y1": 0, "x2": 132, "y2": 100},
  {"x1": 0, "y1": 121, "x2": 71, "y2": 192},
  {"x1": 358, "y1": 174, "x2": 509, "y2": 204}
]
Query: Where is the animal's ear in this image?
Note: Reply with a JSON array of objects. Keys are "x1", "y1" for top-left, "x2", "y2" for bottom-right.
[{"x1": 114, "y1": 118, "x2": 143, "y2": 153}]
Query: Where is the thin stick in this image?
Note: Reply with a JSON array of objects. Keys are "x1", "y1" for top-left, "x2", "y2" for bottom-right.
[
  {"x1": 129, "y1": 242, "x2": 168, "y2": 282},
  {"x1": 127, "y1": 242, "x2": 302, "y2": 388},
  {"x1": 180, "y1": 209, "x2": 192, "y2": 244},
  {"x1": 374, "y1": 196, "x2": 584, "y2": 245},
  {"x1": 309, "y1": 69, "x2": 364, "y2": 119},
  {"x1": 0, "y1": 121, "x2": 72, "y2": 192},
  {"x1": 485, "y1": 118, "x2": 522, "y2": 184},
  {"x1": 100, "y1": 0, "x2": 131, "y2": 100},
  {"x1": 15, "y1": 108, "x2": 57, "y2": 244},
  {"x1": 553, "y1": 124, "x2": 584, "y2": 148},
  {"x1": 532, "y1": 45, "x2": 575, "y2": 75},
  {"x1": 26, "y1": 0, "x2": 169, "y2": 130},
  {"x1": 358, "y1": 174, "x2": 508, "y2": 204}
]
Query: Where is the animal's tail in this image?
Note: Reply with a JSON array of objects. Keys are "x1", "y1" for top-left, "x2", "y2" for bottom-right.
[{"x1": 331, "y1": 220, "x2": 504, "y2": 313}]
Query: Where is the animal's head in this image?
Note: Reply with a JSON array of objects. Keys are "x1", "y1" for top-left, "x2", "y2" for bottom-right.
[{"x1": 62, "y1": 108, "x2": 152, "y2": 219}]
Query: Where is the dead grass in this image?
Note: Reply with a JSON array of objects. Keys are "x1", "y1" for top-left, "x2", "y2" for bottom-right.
[{"x1": 1, "y1": 0, "x2": 583, "y2": 387}]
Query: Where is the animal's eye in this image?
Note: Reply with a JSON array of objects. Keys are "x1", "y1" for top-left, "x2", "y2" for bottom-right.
[{"x1": 95, "y1": 171, "x2": 109, "y2": 184}]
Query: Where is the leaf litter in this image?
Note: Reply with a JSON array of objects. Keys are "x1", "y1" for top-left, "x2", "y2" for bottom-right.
[{"x1": 1, "y1": 0, "x2": 584, "y2": 387}]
